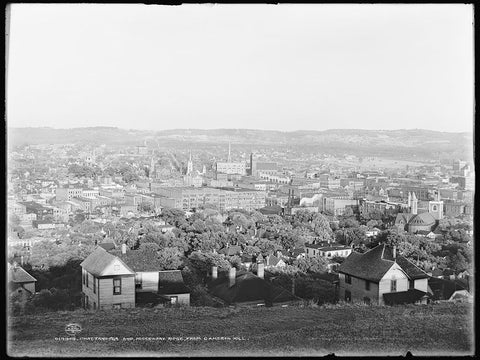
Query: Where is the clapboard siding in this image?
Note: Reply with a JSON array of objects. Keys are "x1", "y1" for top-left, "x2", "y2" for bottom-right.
[
  {"x1": 338, "y1": 273, "x2": 380, "y2": 304},
  {"x1": 378, "y1": 265, "x2": 408, "y2": 304},
  {"x1": 136, "y1": 272, "x2": 159, "y2": 293},
  {"x1": 82, "y1": 269, "x2": 99, "y2": 309},
  {"x1": 98, "y1": 275, "x2": 135, "y2": 309},
  {"x1": 414, "y1": 278, "x2": 428, "y2": 292}
]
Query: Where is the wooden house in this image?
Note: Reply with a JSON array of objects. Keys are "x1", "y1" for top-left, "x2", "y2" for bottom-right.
[
  {"x1": 338, "y1": 244, "x2": 430, "y2": 305},
  {"x1": 8, "y1": 263, "x2": 37, "y2": 295},
  {"x1": 80, "y1": 246, "x2": 136, "y2": 310},
  {"x1": 81, "y1": 245, "x2": 190, "y2": 310}
]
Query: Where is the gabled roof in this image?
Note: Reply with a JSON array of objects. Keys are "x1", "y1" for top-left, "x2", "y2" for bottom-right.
[
  {"x1": 8, "y1": 264, "x2": 37, "y2": 283},
  {"x1": 218, "y1": 245, "x2": 242, "y2": 256},
  {"x1": 158, "y1": 270, "x2": 190, "y2": 295},
  {"x1": 110, "y1": 249, "x2": 163, "y2": 273},
  {"x1": 98, "y1": 242, "x2": 116, "y2": 251},
  {"x1": 383, "y1": 289, "x2": 429, "y2": 305},
  {"x1": 208, "y1": 271, "x2": 299, "y2": 305},
  {"x1": 395, "y1": 213, "x2": 415, "y2": 225},
  {"x1": 265, "y1": 255, "x2": 283, "y2": 266},
  {"x1": 80, "y1": 247, "x2": 134, "y2": 276},
  {"x1": 338, "y1": 244, "x2": 429, "y2": 282}
]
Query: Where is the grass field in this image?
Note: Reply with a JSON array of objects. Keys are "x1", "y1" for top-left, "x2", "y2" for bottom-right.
[{"x1": 8, "y1": 302, "x2": 473, "y2": 357}]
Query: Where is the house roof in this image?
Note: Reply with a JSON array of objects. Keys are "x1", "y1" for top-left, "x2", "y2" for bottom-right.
[
  {"x1": 208, "y1": 271, "x2": 299, "y2": 305},
  {"x1": 428, "y1": 277, "x2": 468, "y2": 300},
  {"x1": 8, "y1": 264, "x2": 37, "y2": 283},
  {"x1": 338, "y1": 244, "x2": 429, "y2": 282},
  {"x1": 218, "y1": 245, "x2": 242, "y2": 256},
  {"x1": 110, "y1": 249, "x2": 163, "y2": 273},
  {"x1": 98, "y1": 242, "x2": 116, "y2": 251},
  {"x1": 394, "y1": 213, "x2": 415, "y2": 225},
  {"x1": 80, "y1": 247, "x2": 134, "y2": 276},
  {"x1": 265, "y1": 255, "x2": 283, "y2": 266},
  {"x1": 258, "y1": 206, "x2": 283, "y2": 215},
  {"x1": 383, "y1": 289, "x2": 429, "y2": 305},
  {"x1": 158, "y1": 270, "x2": 190, "y2": 295}
]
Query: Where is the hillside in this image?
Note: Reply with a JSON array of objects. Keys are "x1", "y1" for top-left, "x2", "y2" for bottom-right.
[
  {"x1": 8, "y1": 302, "x2": 473, "y2": 357},
  {"x1": 7, "y1": 127, "x2": 473, "y2": 161}
]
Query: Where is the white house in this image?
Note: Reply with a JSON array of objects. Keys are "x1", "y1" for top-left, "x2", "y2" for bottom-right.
[{"x1": 305, "y1": 243, "x2": 353, "y2": 259}]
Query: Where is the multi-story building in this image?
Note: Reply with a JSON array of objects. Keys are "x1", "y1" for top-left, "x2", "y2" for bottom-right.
[
  {"x1": 320, "y1": 197, "x2": 359, "y2": 216},
  {"x1": 55, "y1": 186, "x2": 83, "y2": 201},
  {"x1": 216, "y1": 162, "x2": 247, "y2": 176},
  {"x1": 152, "y1": 186, "x2": 266, "y2": 212}
]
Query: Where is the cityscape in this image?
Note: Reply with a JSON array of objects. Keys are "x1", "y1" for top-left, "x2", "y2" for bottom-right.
[{"x1": 6, "y1": 4, "x2": 474, "y2": 358}]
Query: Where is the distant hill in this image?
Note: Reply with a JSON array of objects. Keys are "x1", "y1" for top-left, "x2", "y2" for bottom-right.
[{"x1": 7, "y1": 127, "x2": 473, "y2": 160}]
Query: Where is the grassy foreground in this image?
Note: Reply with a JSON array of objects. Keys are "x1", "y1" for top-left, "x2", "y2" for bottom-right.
[{"x1": 8, "y1": 302, "x2": 473, "y2": 357}]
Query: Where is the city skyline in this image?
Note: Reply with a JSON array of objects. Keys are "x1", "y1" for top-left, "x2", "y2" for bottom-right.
[{"x1": 6, "y1": 4, "x2": 474, "y2": 132}]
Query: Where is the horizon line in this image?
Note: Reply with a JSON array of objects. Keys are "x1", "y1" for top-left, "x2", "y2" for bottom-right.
[{"x1": 6, "y1": 126, "x2": 473, "y2": 134}]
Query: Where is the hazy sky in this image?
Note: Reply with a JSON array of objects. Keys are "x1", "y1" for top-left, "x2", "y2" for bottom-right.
[{"x1": 6, "y1": 4, "x2": 474, "y2": 132}]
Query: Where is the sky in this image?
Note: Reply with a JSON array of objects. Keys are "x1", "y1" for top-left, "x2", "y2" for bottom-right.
[{"x1": 6, "y1": 4, "x2": 474, "y2": 133}]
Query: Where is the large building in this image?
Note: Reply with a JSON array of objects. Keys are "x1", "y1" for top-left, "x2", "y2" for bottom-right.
[
  {"x1": 320, "y1": 197, "x2": 359, "y2": 216},
  {"x1": 152, "y1": 186, "x2": 266, "y2": 212},
  {"x1": 215, "y1": 143, "x2": 247, "y2": 176}
]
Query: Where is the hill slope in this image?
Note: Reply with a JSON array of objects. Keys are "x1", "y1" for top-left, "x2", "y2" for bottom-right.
[
  {"x1": 8, "y1": 302, "x2": 473, "y2": 357},
  {"x1": 7, "y1": 127, "x2": 473, "y2": 160}
]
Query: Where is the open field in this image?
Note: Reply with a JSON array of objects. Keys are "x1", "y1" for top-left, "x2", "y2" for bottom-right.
[{"x1": 8, "y1": 302, "x2": 473, "y2": 357}]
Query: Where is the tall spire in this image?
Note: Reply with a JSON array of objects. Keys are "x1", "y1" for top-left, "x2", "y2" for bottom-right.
[
  {"x1": 227, "y1": 142, "x2": 231, "y2": 162},
  {"x1": 186, "y1": 150, "x2": 193, "y2": 175},
  {"x1": 411, "y1": 192, "x2": 418, "y2": 215}
]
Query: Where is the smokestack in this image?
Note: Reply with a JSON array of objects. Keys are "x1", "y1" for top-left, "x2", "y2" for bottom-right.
[
  {"x1": 229, "y1": 267, "x2": 236, "y2": 287},
  {"x1": 257, "y1": 262, "x2": 264, "y2": 279},
  {"x1": 121, "y1": 243, "x2": 127, "y2": 254},
  {"x1": 212, "y1": 266, "x2": 218, "y2": 280},
  {"x1": 393, "y1": 246, "x2": 396, "y2": 260}
]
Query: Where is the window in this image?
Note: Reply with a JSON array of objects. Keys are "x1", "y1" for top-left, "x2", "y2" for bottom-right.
[
  {"x1": 391, "y1": 280, "x2": 397, "y2": 292},
  {"x1": 86, "y1": 272, "x2": 89, "y2": 288},
  {"x1": 85, "y1": 296, "x2": 89, "y2": 309},
  {"x1": 82, "y1": 270, "x2": 85, "y2": 285},
  {"x1": 345, "y1": 290, "x2": 351, "y2": 302},
  {"x1": 113, "y1": 278, "x2": 122, "y2": 295},
  {"x1": 113, "y1": 304, "x2": 121, "y2": 310},
  {"x1": 345, "y1": 275, "x2": 352, "y2": 284},
  {"x1": 170, "y1": 296, "x2": 178, "y2": 305},
  {"x1": 93, "y1": 277, "x2": 96, "y2": 294},
  {"x1": 365, "y1": 280, "x2": 370, "y2": 291},
  {"x1": 135, "y1": 273, "x2": 143, "y2": 289},
  {"x1": 93, "y1": 302, "x2": 96, "y2": 310}
]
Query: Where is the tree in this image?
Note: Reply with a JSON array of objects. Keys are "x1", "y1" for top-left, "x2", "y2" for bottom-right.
[
  {"x1": 293, "y1": 256, "x2": 329, "y2": 274},
  {"x1": 157, "y1": 247, "x2": 183, "y2": 270},
  {"x1": 139, "y1": 202, "x2": 154, "y2": 213}
]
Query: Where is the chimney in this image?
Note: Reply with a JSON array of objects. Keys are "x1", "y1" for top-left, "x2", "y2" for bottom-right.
[
  {"x1": 212, "y1": 266, "x2": 218, "y2": 280},
  {"x1": 257, "y1": 262, "x2": 264, "y2": 279},
  {"x1": 393, "y1": 246, "x2": 397, "y2": 260},
  {"x1": 121, "y1": 243, "x2": 127, "y2": 254},
  {"x1": 229, "y1": 267, "x2": 236, "y2": 287},
  {"x1": 20, "y1": 255, "x2": 24, "y2": 266}
]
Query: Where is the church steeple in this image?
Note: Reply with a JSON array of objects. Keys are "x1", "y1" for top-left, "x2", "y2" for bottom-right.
[
  {"x1": 186, "y1": 151, "x2": 193, "y2": 175},
  {"x1": 411, "y1": 192, "x2": 418, "y2": 215}
]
